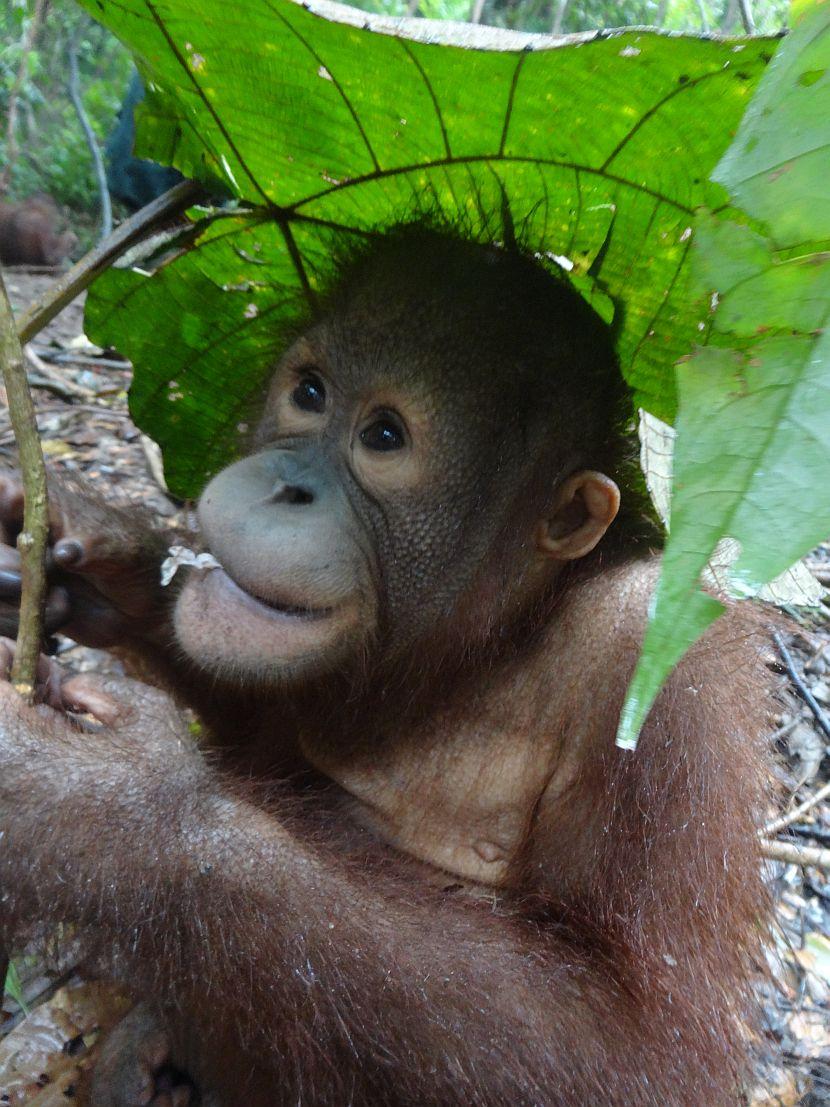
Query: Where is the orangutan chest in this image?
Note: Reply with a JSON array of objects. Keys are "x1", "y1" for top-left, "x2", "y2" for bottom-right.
[{"x1": 303, "y1": 728, "x2": 558, "y2": 886}]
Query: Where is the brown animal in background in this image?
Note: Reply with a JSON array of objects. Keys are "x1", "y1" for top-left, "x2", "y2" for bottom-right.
[
  {"x1": 0, "y1": 193, "x2": 77, "y2": 267},
  {"x1": 0, "y1": 227, "x2": 775, "y2": 1106}
]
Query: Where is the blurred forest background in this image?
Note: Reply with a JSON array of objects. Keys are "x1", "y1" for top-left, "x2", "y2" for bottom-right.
[{"x1": 1, "y1": 0, "x2": 789, "y2": 257}]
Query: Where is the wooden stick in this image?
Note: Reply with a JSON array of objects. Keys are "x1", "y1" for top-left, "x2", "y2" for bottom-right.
[
  {"x1": 0, "y1": 180, "x2": 203, "y2": 1012},
  {"x1": 0, "y1": 270, "x2": 48, "y2": 700},
  {"x1": 761, "y1": 778, "x2": 830, "y2": 837},
  {"x1": 774, "y1": 631, "x2": 830, "y2": 743},
  {"x1": 760, "y1": 838, "x2": 830, "y2": 870},
  {"x1": 0, "y1": 263, "x2": 49, "y2": 1007}
]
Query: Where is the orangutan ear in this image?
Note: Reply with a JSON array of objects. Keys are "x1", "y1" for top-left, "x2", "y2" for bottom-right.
[{"x1": 536, "y1": 471, "x2": 620, "y2": 561}]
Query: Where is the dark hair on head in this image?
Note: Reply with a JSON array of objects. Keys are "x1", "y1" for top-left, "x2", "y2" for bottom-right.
[{"x1": 318, "y1": 219, "x2": 662, "y2": 551}]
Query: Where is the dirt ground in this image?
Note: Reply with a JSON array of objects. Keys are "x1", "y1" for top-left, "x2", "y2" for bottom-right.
[{"x1": 0, "y1": 269, "x2": 829, "y2": 1105}]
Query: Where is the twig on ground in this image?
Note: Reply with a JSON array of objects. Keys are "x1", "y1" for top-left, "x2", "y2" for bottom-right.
[
  {"x1": 30, "y1": 347, "x2": 129, "y2": 372},
  {"x1": 787, "y1": 823, "x2": 830, "y2": 847},
  {"x1": 25, "y1": 346, "x2": 92, "y2": 400},
  {"x1": 761, "y1": 778, "x2": 830, "y2": 837},
  {"x1": 770, "y1": 716, "x2": 801, "y2": 743},
  {"x1": 805, "y1": 641, "x2": 830, "y2": 672},
  {"x1": 804, "y1": 561, "x2": 830, "y2": 586},
  {"x1": 0, "y1": 404, "x2": 131, "y2": 448},
  {"x1": 26, "y1": 375, "x2": 88, "y2": 402},
  {"x1": 773, "y1": 631, "x2": 830, "y2": 744},
  {"x1": 761, "y1": 838, "x2": 830, "y2": 870}
]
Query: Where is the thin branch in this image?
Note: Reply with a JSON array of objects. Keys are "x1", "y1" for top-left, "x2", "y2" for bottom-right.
[
  {"x1": 67, "y1": 28, "x2": 112, "y2": 241},
  {"x1": 770, "y1": 716, "x2": 800, "y2": 743},
  {"x1": 25, "y1": 345, "x2": 92, "y2": 400},
  {"x1": 469, "y1": 0, "x2": 486, "y2": 24},
  {"x1": 806, "y1": 565, "x2": 830, "y2": 585},
  {"x1": 16, "y1": 179, "x2": 203, "y2": 345},
  {"x1": 774, "y1": 631, "x2": 830, "y2": 744},
  {"x1": 0, "y1": 270, "x2": 48, "y2": 699},
  {"x1": 761, "y1": 778, "x2": 830, "y2": 837},
  {"x1": 761, "y1": 838, "x2": 830, "y2": 870},
  {"x1": 805, "y1": 639, "x2": 830, "y2": 672},
  {"x1": 0, "y1": 0, "x2": 47, "y2": 198},
  {"x1": 737, "y1": 0, "x2": 755, "y2": 34}
]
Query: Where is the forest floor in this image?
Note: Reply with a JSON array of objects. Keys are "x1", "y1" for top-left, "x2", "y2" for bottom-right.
[{"x1": 0, "y1": 270, "x2": 829, "y2": 1105}]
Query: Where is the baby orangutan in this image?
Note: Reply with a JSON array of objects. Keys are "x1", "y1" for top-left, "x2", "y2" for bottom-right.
[{"x1": 0, "y1": 228, "x2": 774, "y2": 1106}]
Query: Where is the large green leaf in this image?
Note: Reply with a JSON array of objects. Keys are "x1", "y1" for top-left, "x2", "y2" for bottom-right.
[
  {"x1": 79, "y1": 0, "x2": 776, "y2": 495},
  {"x1": 618, "y1": 4, "x2": 830, "y2": 748}
]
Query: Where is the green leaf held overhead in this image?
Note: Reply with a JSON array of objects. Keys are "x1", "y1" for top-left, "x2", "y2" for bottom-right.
[{"x1": 79, "y1": 0, "x2": 774, "y2": 497}]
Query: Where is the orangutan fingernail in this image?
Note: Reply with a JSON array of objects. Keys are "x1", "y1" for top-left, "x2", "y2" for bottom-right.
[{"x1": 54, "y1": 538, "x2": 84, "y2": 566}]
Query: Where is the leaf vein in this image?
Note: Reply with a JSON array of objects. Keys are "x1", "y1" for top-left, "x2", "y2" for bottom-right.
[
  {"x1": 290, "y1": 153, "x2": 696, "y2": 214},
  {"x1": 397, "y1": 40, "x2": 452, "y2": 160},
  {"x1": 600, "y1": 68, "x2": 724, "y2": 173},
  {"x1": 263, "y1": 0, "x2": 381, "y2": 174},
  {"x1": 144, "y1": 1, "x2": 273, "y2": 208},
  {"x1": 499, "y1": 51, "x2": 527, "y2": 158},
  {"x1": 630, "y1": 235, "x2": 693, "y2": 363}
]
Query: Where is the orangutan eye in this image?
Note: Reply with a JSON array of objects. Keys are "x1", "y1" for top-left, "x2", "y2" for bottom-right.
[
  {"x1": 292, "y1": 374, "x2": 326, "y2": 414},
  {"x1": 360, "y1": 416, "x2": 406, "y2": 453}
]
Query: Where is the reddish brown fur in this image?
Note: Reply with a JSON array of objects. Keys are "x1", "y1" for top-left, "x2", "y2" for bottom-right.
[
  {"x1": 0, "y1": 194, "x2": 77, "y2": 266},
  {"x1": 524, "y1": 566, "x2": 774, "y2": 1097},
  {"x1": 0, "y1": 517, "x2": 775, "y2": 1106},
  {"x1": 0, "y1": 227, "x2": 779, "y2": 1105}
]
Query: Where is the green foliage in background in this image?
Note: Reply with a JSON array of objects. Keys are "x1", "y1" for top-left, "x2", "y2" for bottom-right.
[
  {"x1": 348, "y1": 0, "x2": 788, "y2": 36},
  {"x1": 0, "y1": 0, "x2": 131, "y2": 235}
]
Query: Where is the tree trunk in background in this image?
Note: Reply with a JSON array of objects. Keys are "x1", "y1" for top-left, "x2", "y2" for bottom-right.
[
  {"x1": 67, "y1": 26, "x2": 113, "y2": 241},
  {"x1": 721, "y1": 0, "x2": 739, "y2": 32},
  {"x1": 551, "y1": 0, "x2": 569, "y2": 34},
  {"x1": 738, "y1": 0, "x2": 756, "y2": 33}
]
